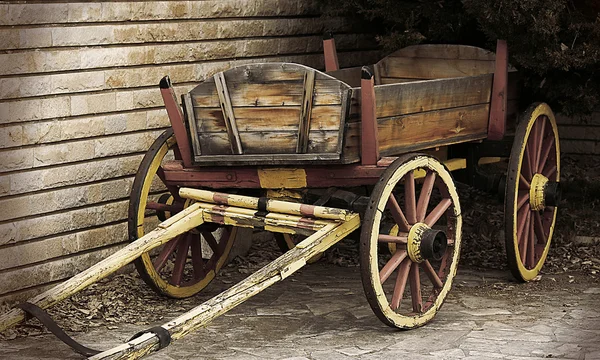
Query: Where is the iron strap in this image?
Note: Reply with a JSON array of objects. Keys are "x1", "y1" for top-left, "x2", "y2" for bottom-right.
[{"x1": 17, "y1": 302, "x2": 102, "y2": 356}]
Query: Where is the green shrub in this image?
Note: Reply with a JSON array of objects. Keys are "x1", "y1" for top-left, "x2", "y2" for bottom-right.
[{"x1": 319, "y1": 0, "x2": 600, "y2": 115}]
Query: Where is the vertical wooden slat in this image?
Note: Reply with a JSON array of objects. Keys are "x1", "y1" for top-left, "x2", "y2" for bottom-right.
[
  {"x1": 159, "y1": 76, "x2": 193, "y2": 168},
  {"x1": 360, "y1": 67, "x2": 380, "y2": 165},
  {"x1": 296, "y1": 70, "x2": 316, "y2": 153},
  {"x1": 214, "y1": 72, "x2": 243, "y2": 155},
  {"x1": 373, "y1": 64, "x2": 382, "y2": 85},
  {"x1": 488, "y1": 39, "x2": 508, "y2": 141},
  {"x1": 182, "y1": 93, "x2": 201, "y2": 156},
  {"x1": 323, "y1": 32, "x2": 340, "y2": 72}
]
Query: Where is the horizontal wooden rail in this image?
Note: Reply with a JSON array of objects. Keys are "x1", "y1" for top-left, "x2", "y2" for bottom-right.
[{"x1": 179, "y1": 188, "x2": 354, "y2": 221}]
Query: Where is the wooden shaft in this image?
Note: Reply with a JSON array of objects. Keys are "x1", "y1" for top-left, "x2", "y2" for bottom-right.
[
  {"x1": 179, "y1": 188, "x2": 353, "y2": 221},
  {"x1": 159, "y1": 76, "x2": 194, "y2": 167},
  {"x1": 323, "y1": 33, "x2": 339, "y2": 72},
  {"x1": 90, "y1": 213, "x2": 361, "y2": 360},
  {"x1": 360, "y1": 67, "x2": 380, "y2": 165},
  {"x1": 0, "y1": 205, "x2": 206, "y2": 333}
]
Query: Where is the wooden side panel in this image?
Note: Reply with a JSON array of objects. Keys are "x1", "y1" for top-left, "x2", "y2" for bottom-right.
[
  {"x1": 374, "y1": 74, "x2": 493, "y2": 118},
  {"x1": 342, "y1": 103, "x2": 490, "y2": 161},
  {"x1": 188, "y1": 63, "x2": 351, "y2": 164},
  {"x1": 377, "y1": 44, "x2": 500, "y2": 81}
]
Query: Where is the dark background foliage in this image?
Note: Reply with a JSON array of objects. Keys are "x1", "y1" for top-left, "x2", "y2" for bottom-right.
[{"x1": 319, "y1": 0, "x2": 600, "y2": 115}]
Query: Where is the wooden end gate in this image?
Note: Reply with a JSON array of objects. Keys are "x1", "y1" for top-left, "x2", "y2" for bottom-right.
[{"x1": 0, "y1": 36, "x2": 561, "y2": 359}]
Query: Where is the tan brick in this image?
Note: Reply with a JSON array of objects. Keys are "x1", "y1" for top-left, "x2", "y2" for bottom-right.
[
  {"x1": 22, "y1": 121, "x2": 62, "y2": 144},
  {"x1": 52, "y1": 26, "x2": 112, "y2": 46},
  {"x1": 67, "y1": 3, "x2": 102, "y2": 22},
  {"x1": 0, "y1": 125, "x2": 23, "y2": 148},
  {"x1": 101, "y1": 2, "x2": 132, "y2": 22},
  {"x1": 0, "y1": 176, "x2": 9, "y2": 196},
  {"x1": 0, "y1": 29, "x2": 19, "y2": 50},
  {"x1": 0, "y1": 148, "x2": 33, "y2": 172},
  {"x1": 7, "y1": 3, "x2": 67, "y2": 25},
  {"x1": 33, "y1": 140, "x2": 94, "y2": 167},
  {"x1": 61, "y1": 117, "x2": 103, "y2": 140},
  {"x1": 20, "y1": 28, "x2": 52, "y2": 48},
  {"x1": 94, "y1": 130, "x2": 162, "y2": 157},
  {"x1": 0, "y1": 245, "x2": 123, "y2": 293},
  {"x1": 71, "y1": 92, "x2": 116, "y2": 116},
  {"x1": 0, "y1": 233, "x2": 78, "y2": 271},
  {"x1": 146, "y1": 109, "x2": 170, "y2": 128},
  {"x1": 0, "y1": 222, "x2": 17, "y2": 246}
]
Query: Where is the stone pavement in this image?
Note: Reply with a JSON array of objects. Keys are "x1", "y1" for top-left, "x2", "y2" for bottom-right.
[{"x1": 1, "y1": 264, "x2": 599, "y2": 360}]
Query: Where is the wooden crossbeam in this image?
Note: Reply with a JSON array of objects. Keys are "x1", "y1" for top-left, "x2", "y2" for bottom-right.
[
  {"x1": 214, "y1": 72, "x2": 243, "y2": 154},
  {"x1": 296, "y1": 70, "x2": 316, "y2": 153}
]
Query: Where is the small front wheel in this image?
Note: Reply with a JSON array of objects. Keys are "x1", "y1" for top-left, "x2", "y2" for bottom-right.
[{"x1": 360, "y1": 154, "x2": 462, "y2": 329}]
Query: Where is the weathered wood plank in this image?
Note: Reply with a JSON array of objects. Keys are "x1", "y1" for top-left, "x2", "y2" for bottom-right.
[
  {"x1": 343, "y1": 103, "x2": 490, "y2": 158},
  {"x1": 384, "y1": 44, "x2": 497, "y2": 61},
  {"x1": 380, "y1": 77, "x2": 424, "y2": 84},
  {"x1": 373, "y1": 74, "x2": 493, "y2": 118},
  {"x1": 182, "y1": 93, "x2": 201, "y2": 156},
  {"x1": 378, "y1": 56, "x2": 496, "y2": 79},
  {"x1": 297, "y1": 70, "x2": 316, "y2": 153},
  {"x1": 192, "y1": 80, "x2": 347, "y2": 107},
  {"x1": 326, "y1": 66, "x2": 364, "y2": 87},
  {"x1": 194, "y1": 105, "x2": 342, "y2": 133},
  {"x1": 214, "y1": 72, "x2": 243, "y2": 154},
  {"x1": 198, "y1": 130, "x2": 340, "y2": 155}
]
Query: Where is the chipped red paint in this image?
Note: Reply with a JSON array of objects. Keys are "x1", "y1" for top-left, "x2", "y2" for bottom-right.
[
  {"x1": 299, "y1": 204, "x2": 316, "y2": 216},
  {"x1": 323, "y1": 38, "x2": 339, "y2": 72},
  {"x1": 212, "y1": 192, "x2": 230, "y2": 205},
  {"x1": 160, "y1": 80, "x2": 193, "y2": 168},
  {"x1": 488, "y1": 40, "x2": 508, "y2": 141},
  {"x1": 360, "y1": 69, "x2": 380, "y2": 166}
]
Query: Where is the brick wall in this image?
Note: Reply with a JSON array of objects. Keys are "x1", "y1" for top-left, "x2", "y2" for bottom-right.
[
  {"x1": 0, "y1": 1, "x2": 379, "y2": 302},
  {"x1": 556, "y1": 112, "x2": 600, "y2": 155}
]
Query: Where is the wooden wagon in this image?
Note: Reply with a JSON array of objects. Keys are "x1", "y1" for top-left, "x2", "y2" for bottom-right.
[{"x1": 0, "y1": 36, "x2": 561, "y2": 359}]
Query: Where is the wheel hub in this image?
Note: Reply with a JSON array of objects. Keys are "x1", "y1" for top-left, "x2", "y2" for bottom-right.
[
  {"x1": 530, "y1": 174, "x2": 561, "y2": 211},
  {"x1": 407, "y1": 222, "x2": 448, "y2": 263}
]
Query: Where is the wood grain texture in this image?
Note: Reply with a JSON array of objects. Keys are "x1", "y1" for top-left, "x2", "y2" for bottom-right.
[
  {"x1": 189, "y1": 63, "x2": 350, "y2": 164},
  {"x1": 214, "y1": 72, "x2": 243, "y2": 154}
]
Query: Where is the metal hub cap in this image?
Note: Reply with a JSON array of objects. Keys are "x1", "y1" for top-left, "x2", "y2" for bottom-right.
[
  {"x1": 530, "y1": 174, "x2": 560, "y2": 211},
  {"x1": 407, "y1": 222, "x2": 448, "y2": 263}
]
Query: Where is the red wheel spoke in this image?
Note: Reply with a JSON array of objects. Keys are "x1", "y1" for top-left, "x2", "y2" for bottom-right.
[
  {"x1": 538, "y1": 137, "x2": 554, "y2": 174},
  {"x1": 217, "y1": 228, "x2": 232, "y2": 254},
  {"x1": 145, "y1": 201, "x2": 182, "y2": 213},
  {"x1": 519, "y1": 174, "x2": 530, "y2": 190},
  {"x1": 516, "y1": 205, "x2": 529, "y2": 240},
  {"x1": 534, "y1": 117, "x2": 546, "y2": 170},
  {"x1": 170, "y1": 235, "x2": 191, "y2": 286},
  {"x1": 527, "y1": 214, "x2": 535, "y2": 268},
  {"x1": 386, "y1": 195, "x2": 410, "y2": 232},
  {"x1": 390, "y1": 259, "x2": 411, "y2": 310},
  {"x1": 542, "y1": 164, "x2": 557, "y2": 180},
  {"x1": 517, "y1": 192, "x2": 530, "y2": 211},
  {"x1": 203, "y1": 231, "x2": 219, "y2": 253},
  {"x1": 409, "y1": 262, "x2": 422, "y2": 313},
  {"x1": 379, "y1": 250, "x2": 408, "y2": 284},
  {"x1": 416, "y1": 172, "x2": 436, "y2": 222},
  {"x1": 405, "y1": 171, "x2": 418, "y2": 224},
  {"x1": 523, "y1": 146, "x2": 533, "y2": 180},
  {"x1": 424, "y1": 198, "x2": 452, "y2": 227},
  {"x1": 378, "y1": 234, "x2": 408, "y2": 244},
  {"x1": 519, "y1": 213, "x2": 531, "y2": 264},
  {"x1": 422, "y1": 260, "x2": 443, "y2": 289},
  {"x1": 157, "y1": 166, "x2": 181, "y2": 200},
  {"x1": 153, "y1": 236, "x2": 181, "y2": 271},
  {"x1": 533, "y1": 211, "x2": 547, "y2": 245},
  {"x1": 190, "y1": 234, "x2": 205, "y2": 279}
]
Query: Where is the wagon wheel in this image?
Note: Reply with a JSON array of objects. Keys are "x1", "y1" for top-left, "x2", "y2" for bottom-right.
[
  {"x1": 128, "y1": 129, "x2": 244, "y2": 298},
  {"x1": 505, "y1": 103, "x2": 560, "y2": 282},
  {"x1": 360, "y1": 154, "x2": 462, "y2": 329},
  {"x1": 274, "y1": 233, "x2": 324, "y2": 263}
]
